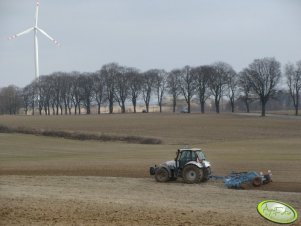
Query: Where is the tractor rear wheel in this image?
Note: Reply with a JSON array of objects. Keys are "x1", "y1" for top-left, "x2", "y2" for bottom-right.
[
  {"x1": 183, "y1": 165, "x2": 203, "y2": 184},
  {"x1": 155, "y1": 167, "x2": 169, "y2": 182}
]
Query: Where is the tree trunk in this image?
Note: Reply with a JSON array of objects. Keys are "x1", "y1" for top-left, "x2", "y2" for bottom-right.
[
  {"x1": 38, "y1": 103, "x2": 42, "y2": 115},
  {"x1": 187, "y1": 96, "x2": 191, "y2": 113},
  {"x1": 44, "y1": 105, "x2": 47, "y2": 115},
  {"x1": 295, "y1": 95, "x2": 299, "y2": 116},
  {"x1": 159, "y1": 103, "x2": 162, "y2": 113},
  {"x1": 261, "y1": 100, "x2": 266, "y2": 117},
  {"x1": 73, "y1": 104, "x2": 77, "y2": 115},
  {"x1": 172, "y1": 95, "x2": 176, "y2": 113},
  {"x1": 245, "y1": 101, "x2": 250, "y2": 113},
  {"x1": 200, "y1": 101, "x2": 205, "y2": 114},
  {"x1": 215, "y1": 98, "x2": 220, "y2": 114},
  {"x1": 98, "y1": 104, "x2": 101, "y2": 114},
  {"x1": 109, "y1": 100, "x2": 113, "y2": 114},
  {"x1": 131, "y1": 97, "x2": 137, "y2": 113},
  {"x1": 133, "y1": 103, "x2": 136, "y2": 113},
  {"x1": 32, "y1": 102, "x2": 35, "y2": 115},
  {"x1": 146, "y1": 103, "x2": 149, "y2": 113},
  {"x1": 231, "y1": 100, "x2": 235, "y2": 113},
  {"x1": 86, "y1": 103, "x2": 91, "y2": 115},
  {"x1": 122, "y1": 102, "x2": 126, "y2": 113}
]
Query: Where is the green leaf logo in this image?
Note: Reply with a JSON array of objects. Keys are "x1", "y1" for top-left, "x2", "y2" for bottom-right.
[{"x1": 257, "y1": 200, "x2": 298, "y2": 224}]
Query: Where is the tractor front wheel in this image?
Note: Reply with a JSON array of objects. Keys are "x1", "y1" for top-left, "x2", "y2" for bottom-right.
[
  {"x1": 183, "y1": 165, "x2": 203, "y2": 184},
  {"x1": 155, "y1": 167, "x2": 169, "y2": 182}
]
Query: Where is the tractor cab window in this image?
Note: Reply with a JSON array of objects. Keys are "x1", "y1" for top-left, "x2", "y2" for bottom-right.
[
  {"x1": 178, "y1": 150, "x2": 190, "y2": 161},
  {"x1": 178, "y1": 150, "x2": 193, "y2": 168},
  {"x1": 196, "y1": 151, "x2": 205, "y2": 161},
  {"x1": 191, "y1": 151, "x2": 197, "y2": 161}
]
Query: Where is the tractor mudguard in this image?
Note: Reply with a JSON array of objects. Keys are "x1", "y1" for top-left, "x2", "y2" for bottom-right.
[{"x1": 185, "y1": 161, "x2": 204, "y2": 168}]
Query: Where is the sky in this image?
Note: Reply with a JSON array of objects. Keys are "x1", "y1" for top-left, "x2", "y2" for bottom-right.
[{"x1": 0, "y1": 0, "x2": 301, "y2": 87}]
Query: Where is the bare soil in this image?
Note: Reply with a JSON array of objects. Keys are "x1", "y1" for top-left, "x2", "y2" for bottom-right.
[
  {"x1": 1, "y1": 176, "x2": 300, "y2": 226},
  {"x1": 1, "y1": 114, "x2": 301, "y2": 225},
  {"x1": 1, "y1": 113, "x2": 301, "y2": 144}
]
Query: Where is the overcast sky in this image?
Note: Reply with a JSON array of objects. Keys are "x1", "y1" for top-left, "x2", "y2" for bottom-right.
[{"x1": 1, "y1": 0, "x2": 301, "y2": 87}]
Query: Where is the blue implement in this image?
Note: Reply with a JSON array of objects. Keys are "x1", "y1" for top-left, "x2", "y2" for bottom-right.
[
  {"x1": 210, "y1": 171, "x2": 263, "y2": 189},
  {"x1": 224, "y1": 171, "x2": 261, "y2": 188}
]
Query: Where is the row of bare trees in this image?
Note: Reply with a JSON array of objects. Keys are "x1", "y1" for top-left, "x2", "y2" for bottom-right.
[
  {"x1": 1, "y1": 58, "x2": 300, "y2": 116},
  {"x1": 0, "y1": 85, "x2": 22, "y2": 114}
]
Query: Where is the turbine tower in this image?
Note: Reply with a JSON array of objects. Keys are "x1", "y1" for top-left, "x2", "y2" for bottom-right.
[{"x1": 8, "y1": 0, "x2": 60, "y2": 80}]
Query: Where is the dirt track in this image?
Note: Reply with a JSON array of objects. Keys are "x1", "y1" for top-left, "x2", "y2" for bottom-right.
[{"x1": 1, "y1": 176, "x2": 300, "y2": 226}]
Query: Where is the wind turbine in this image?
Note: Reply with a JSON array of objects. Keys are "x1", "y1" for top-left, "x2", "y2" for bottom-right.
[{"x1": 8, "y1": 0, "x2": 60, "y2": 80}]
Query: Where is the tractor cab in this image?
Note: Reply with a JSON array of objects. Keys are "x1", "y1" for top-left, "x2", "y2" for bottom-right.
[{"x1": 175, "y1": 148, "x2": 206, "y2": 169}]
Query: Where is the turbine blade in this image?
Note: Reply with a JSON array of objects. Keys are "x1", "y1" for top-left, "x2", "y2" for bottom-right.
[
  {"x1": 35, "y1": 0, "x2": 39, "y2": 27},
  {"x1": 37, "y1": 27, "x2": 60, "y2": 46},
  {"x1": 8, "y1": 27, "x2": 34, "y2": 40}
]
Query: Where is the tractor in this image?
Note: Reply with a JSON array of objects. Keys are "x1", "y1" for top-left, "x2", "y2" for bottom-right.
[{"x1": 149, "y1": 148, "x2": 211, "y2": 183}]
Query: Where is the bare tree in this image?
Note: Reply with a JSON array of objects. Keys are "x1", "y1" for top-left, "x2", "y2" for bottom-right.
[
  {"x1": 154, "y1": 69, "x2": 168, "y2": 113},
  {"x1": 101, "y1": 63, "x2": 119, "y2": 114},
  {"x1": 22, "y1": 84, "x2": 34, "y2": 115},
  {"x1": 79, "y1": 73, "x2": 94, "y2": 114},
  {"x1": 209, "y1": 62, "x2": 231, "y2": 113},
  {"x1": 114, "y1": 66, "x2": 130, "y2": 113},
  {"x1": 59, "y1": 74, "x2": 73, "y2": 115},
  {"x1": 191, "y1": 66, "x2": 212, "y2": 113},
  {"x1": 36, "y1": 76, "x2": 49, "y2": 115},
  {"x1": 179, "y1": 66, "x2": 196, "y2": 113},
  {"x1": 167, "y1": 69, "x2": 181, "y2": 113},
  {"x1": 127, "y1": 68, "x2": 142, "y2": 113},
  {"x1": 245, "y1": 57, "x2": 281, "y2": 116},
  {"x1": 30, "y1": 80, "x2": 39, "y2": 115},
  {"x1": 238, "y1": 69, "x2": 253, "y2": 113},
  {"x1": 226, "y1": 70, "x2": 238, "y2": 113},
  {"x1": 285, "y1": 61, "x2": 301, "y2": 115},
  {"x1": 49, "y1": 72, "x2": 64, "y2": 115},
  {"x1": 43, "y1": 76, "x2": 53, "y2": 115},
  {"x1": 92, "y1": 71, "x2": 106, "y2": 114},
  {"x1": 64, "y1": 74, "x2": 74, "y2": 115},
  {"x1": 35, "y1": 79, "x2": 44, "y2": 115},
  {"x1": 0, "y1": 85, "x2": 22, "y2": 115},
  {"x1": 142, "y1": 69, "x2": 157, "y2": 113},
  {"x1": 46, "y1": 74, "x2": 56, "y2": 115},
  {"x1": 58, "y1": 74, "x2": 67, "y2": 115},
  {"x1": 70, "y1": 72, "x2": 82, "y2": 115}
]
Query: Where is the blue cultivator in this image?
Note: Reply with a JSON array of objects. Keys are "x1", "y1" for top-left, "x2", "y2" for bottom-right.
[
  {"x1": 224, "y1": 171, "x2": 261, "y2": 188},
  {"x1": 210, "y1": 171, "x2": 272, "y2": 189}
]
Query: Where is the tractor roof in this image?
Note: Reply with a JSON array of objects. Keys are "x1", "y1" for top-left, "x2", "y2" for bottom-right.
[{"x1": 179, "y1": 148, "x2": 202, "y2": 152}]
